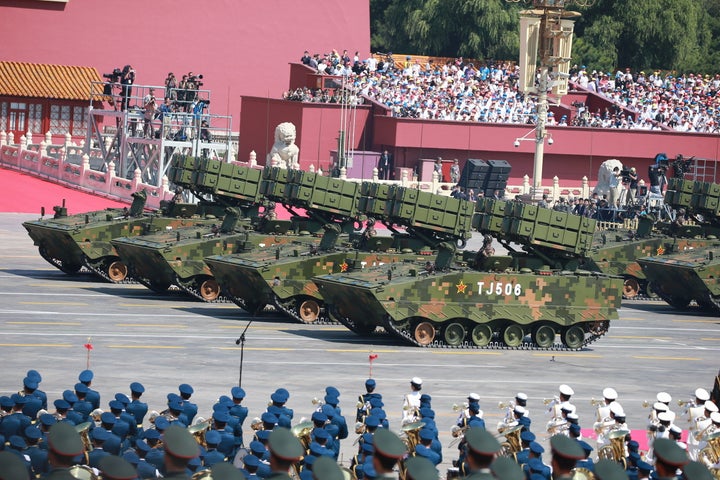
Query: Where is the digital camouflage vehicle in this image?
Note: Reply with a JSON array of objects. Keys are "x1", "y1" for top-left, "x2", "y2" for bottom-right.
[
  {"x1": 22, "y1": 190, "x2": 226, "y2": 282},
  {"x1": 110, "y1": 157, "x2": 322, "y2": 301},
  {"x1": 637, "y1": 178, "x2": 720, "y2": 312},
  {"x1": 205, "y1": 176, "x2": 468, "y2": 323},
  {"x1": 313, "y1": 198, "x2": 624, "y2": 349}
]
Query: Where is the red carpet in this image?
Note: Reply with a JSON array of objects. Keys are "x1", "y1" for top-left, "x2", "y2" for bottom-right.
[{"x1": 0, "y1": 167, "x2": 128, "y2": 214}]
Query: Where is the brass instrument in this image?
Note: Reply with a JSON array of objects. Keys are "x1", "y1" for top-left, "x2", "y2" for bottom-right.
[
  {"x1": 571, "y1": 467, "x2": 596, "y2": 480},
  {"x1": 291, "y1": 421, "x2": 314, "y2": 450},
  {"x1": 312, "y1": 397, "x2": 325, "y2": 407},
  {"x1": 498, "y1": 402, "x2": 509, "y2": 409},
  {"x1": 590, "y1": 398, "x2": 605, "y2": 407},
  {"x1": 188, "y1": 420, "x2": 210, "y2": 448},
  {"x1": 74, "y1": 422, "x2": 93, "y2": 457},
  {"x1": 69, "y1": 465, "x2": 98, "y2": 480},
  {"x1": 498, "y1": 424, "x2": 523, "y2": 458},
  {"x1": 543, "y1": 398, "x2": 555, "y2": 405},
  {"x1": 354, "y1": 421, "x2": 366, "y2": 435},
  {"x1": 449, "y1": 425, "x2": 467, "y2": 448},
  {"x1": 642, "y1": 400, "x2": 650, "y2": 408},
  {"x1": 597, "y1": 429, "x2": 629, "y2": 469},
  {"x1": 452, "y1": 402, "x2": 469, "y2": 412},
  {"x1": 678, "y1": 399, "x2": 692, "y2": 407},
  {"x1": 699, "y1": 431, "x2": 720, "y2": 468},
  {"x1": 401, "y1": 421, "x2": 425, "y2": 452},
  {"x1": 191, "y1": 471, "x2": 213, "y2": 480}
]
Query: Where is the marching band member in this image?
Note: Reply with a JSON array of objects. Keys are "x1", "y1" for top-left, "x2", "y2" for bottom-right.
[
  {"x1": 401, "y1": 377, "x2": 423, "y2": 426},
  {"x1": 685, "y1": 389, "x2": 711, "y2": 460},
  {"x1": 547, "y1": 384, "x2": 574, "y2": 421},
  {"x1": 596, "y1": 388, "x2": 619, "y2": 423},
  {"x1": 456, "y1": 393, "x2": 481, "y2": 425}
]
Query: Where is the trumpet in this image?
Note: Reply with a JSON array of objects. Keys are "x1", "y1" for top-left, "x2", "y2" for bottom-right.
[
  {"x1": 591, "y1": 398, "x2": 605, "y2": 407},
  {"x1": 312, "y1": 397, "x2": 325, "y2": 407},
  {"x1": 498, "y1": 402, "x2": 509, "y2": 409},
  {"x1": 453, "y1": 402, "x2": 469, "y2": 412},
  {"x1": 543, "y1": 398, "x2": 555, "y2": 405},
  {"x1": 642, "y1": 400, "x2": 650, "y2": 408},
  {"x1": 678, "y1": 399, "x2": 692, "y2": 407}
]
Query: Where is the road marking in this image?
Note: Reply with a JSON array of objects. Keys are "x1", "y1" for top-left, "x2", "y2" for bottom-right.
[
  {"x1": 621, "y1": 317, "x2": 645, "y2": 321},
  {"x1": 19, "y1": 302, "x2": 88, "y2": 306},
  {"x1": 701, "y1": 338, "x2": 720, "y2": 341},
  {"x1": 672, "y1": 319, "x2": 720, "y2": 324},
  {"x1": 107, "y1": 345, "x2": 184, "y2": 349},
  {"x1": 0, "y1": 343, "x2": 72, "y2": 347},
  {"x1": 608, "y1": 336, "x2": 672, "y2": 340},
  {"x1": 115, "y1": 324, "x2": 187, "y2": 328},
  {"x1": 532, "y1": 353, "x2": 603, "y2": 358},
  {"x1": 118, "y1": 303, "x2": 182, "y2": 307},
  {"x1": 632, "y1": 356, "x2": 700, "y2": 361},
  {"x1": 218, "y1": 347, "x2": 295, "y2": 351},
  {"x1": 430, "y1": 350, "x2": 502, "y2": 356},
  {"x1": 6, "y1": 321, "x2": 82, "y2": 326},
  {"x1": 326, "y1": 349, "x2": 401, "y2": 353}
]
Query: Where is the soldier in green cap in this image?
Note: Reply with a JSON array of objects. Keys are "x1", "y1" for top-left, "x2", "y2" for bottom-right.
[
  {"x1": 313, "y1": 456, "x2": 345, "y2": 480},
  {"x1": 372, "y1": 428, "x2": 408, "y2": 479},
  {"x1": 549, "y1": 434, "x2": 585, "y2": 480},
  {"x1": 652, "y1": 438, "x2": 689, "y2": 480},
  {"x1": 490, "y1": 457, "x2": 524, "y2": 480},
  {"x1": 45, "y1": 422, "x2": 86, "y2": 479},
  {"x1": 0, "y1": 451, "x2": 31, "y2": 480},
  {"x1": 682, "y1": 461, "x2": 714, "y2": 480},
  {"x1": 211, "y1": 462, "x2": 245, "y2": 480},
  {"x1": 462, "y1": 427, "x2": 501, "y2": 479},
  {"x1": 99, "y1": 455, "x2": 139, "y2": 480},
  {"x1": 594, "y1": 459, "x2": 629, "y2": 480},
  {"x1": 163, "y1": 424, "x2": 200, "y2": 479},
  {"x1": 404, "y1": 456, "x2": 439, "y2": 480},
  {"x1": 267, "y1": 427, "x2": 305, "y2": 480}
]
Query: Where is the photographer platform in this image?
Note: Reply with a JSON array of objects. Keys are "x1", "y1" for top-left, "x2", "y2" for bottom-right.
[{"x1": 88, "y1": 80, "x2": 233, "y2": 188}]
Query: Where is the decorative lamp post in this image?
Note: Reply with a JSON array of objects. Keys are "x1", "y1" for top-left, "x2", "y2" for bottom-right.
[{"x1": 506, "y1": 0, "x2": 593, "y2": 200}]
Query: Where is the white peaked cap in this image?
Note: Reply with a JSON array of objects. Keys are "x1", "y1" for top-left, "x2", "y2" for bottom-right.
[
  {"x1": 657, "y1": 392, "x2": 672, "y2": 403},
  {"x1": 516, "y1": 393, "x2": 528, "y2": 401},
  {"x1": 411, "y1": 377, "x2": 422, "y2": 386},
  {"x1": 603, "y1": 388, "x2": 618, "y2": 400},
  {"x1": 559, "y1": 384, "x2": 574, "y2": 396},
  {"x1": 695, "y1": 388, "x2": 710, "y2": 401}
]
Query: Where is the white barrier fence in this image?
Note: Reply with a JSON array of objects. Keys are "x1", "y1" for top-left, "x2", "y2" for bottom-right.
[{"x1": 0, "y1": 130, "x2": 597, "y2": 210}]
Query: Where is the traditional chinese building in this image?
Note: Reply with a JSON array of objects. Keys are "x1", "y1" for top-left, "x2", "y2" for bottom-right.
[{"x1": 0, "y1": 61, "x2": 101, "y2": 142}]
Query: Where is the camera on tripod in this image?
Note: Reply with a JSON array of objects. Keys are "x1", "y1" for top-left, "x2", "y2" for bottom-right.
[
  {"x1": 103, "y1": 68, "x2": 122, "y2": 83},
  {"x1": 619, "y1": 167, "x2": 633, "y2": 183}
]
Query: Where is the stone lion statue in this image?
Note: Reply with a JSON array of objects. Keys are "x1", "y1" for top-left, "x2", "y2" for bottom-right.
[
  {"x1": 594, "y1": 158, "x2": 624, "y2": 197},
  {"x1": 267, "y1": 122, "x2": 299, "y2": 169}
]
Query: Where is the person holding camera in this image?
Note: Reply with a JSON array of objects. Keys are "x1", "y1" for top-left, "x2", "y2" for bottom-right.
[
  {"x1": 143, "y1": 88, "x2": 157, "y2": 138},
  {"x1": 608, "y1": 167, "x2": 622, "y2": 209},
  {"x1": 625, "y1": 167, "x2": 639, "y2": 205},
  {"x1": 120, "y1": 65, "x2": 135, "y2": 111}
]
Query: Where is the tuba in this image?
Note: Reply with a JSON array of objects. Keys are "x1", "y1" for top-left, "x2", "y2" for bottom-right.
[
  {"x1": 68, "y1": 465, "x2": 98, "y2": 480},
  {"x1": 699, "y1": 431, "x2": 720, "y2": 468},
  {"x1": 74, "y1": 422, "x2": 93, "y2": 457},
  {"x1": 291, "y1": 421, "x2": 314, "y2": 451},
  {"x1": 571, "y1": 467, "x2": 596, "y2": 480},
  {"x1": 498, "y1": 424, "x2": 523, "y2": 458},
  {"x1": 401, "y1": 421, "x2": 425, "y2": 453},
  {"x1": 188, "y1": 420, "x2": 210, "y2": 448},
  {"x1": 597, "y1": 429, "x2": 629, "y2": 469}
]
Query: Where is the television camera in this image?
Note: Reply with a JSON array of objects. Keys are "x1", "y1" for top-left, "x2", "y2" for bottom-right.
[{"x1": 103, "y1": 68, "x2": 122, "y2": 83}]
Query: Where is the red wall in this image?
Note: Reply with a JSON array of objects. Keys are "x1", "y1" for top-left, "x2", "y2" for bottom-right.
[
  {"x1": 0, "y1": 0, "x2": 370, "y2": 120},
  {"x1": 239, "y1": 97, "x2": 372, "y2": 172}
]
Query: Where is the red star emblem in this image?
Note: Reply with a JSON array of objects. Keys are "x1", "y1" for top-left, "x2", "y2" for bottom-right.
[
  {"x1": 656, "y1": 246, "x2": 665, "y2": 256},
  {"x1": 456, "y1": 280, "x2": 468, "y2": 294},
  {"x1": 339, "y1": 262, "x2": 348, "y2": 272}
]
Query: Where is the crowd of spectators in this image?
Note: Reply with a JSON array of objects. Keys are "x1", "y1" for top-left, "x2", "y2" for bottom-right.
[{"x1": 294, "y1": 49, "x2": 720, "y2": 134}]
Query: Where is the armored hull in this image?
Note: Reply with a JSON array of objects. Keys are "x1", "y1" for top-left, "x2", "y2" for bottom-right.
[
  {"x1": 206, "y1": 236, "x2": 431, "y2": 323},
  {"x1": 586, "y1": 233, "x2": 715, "y2": 298},
  {"x1": 22, "y1": 195, "x2": 215, "y2": 282},
  {"x1": 111, "y1": 223, "x2": 305, "y2": 301},
  {"x1": 314, "y1": 261, "x2": 623, "y2": 349},
  {"x1": 637, "y1": 244, "x2": 720, "y2": 312}
]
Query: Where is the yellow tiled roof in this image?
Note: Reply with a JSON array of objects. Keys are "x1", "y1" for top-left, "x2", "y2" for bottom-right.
[{"x1": 0, "y1": 62, "x2": 101, "y2": 101}]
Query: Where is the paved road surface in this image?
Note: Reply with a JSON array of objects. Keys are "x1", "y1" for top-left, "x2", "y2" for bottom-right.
[{"x1": 2, "y1": 213, "x2": 718, "y2": 471}]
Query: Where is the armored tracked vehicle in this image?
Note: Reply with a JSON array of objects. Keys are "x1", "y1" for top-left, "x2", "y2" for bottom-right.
[
  {"x1": 637, "y1": 178, "x2": 720, "y2": 312},
  {"x1": 314, "y1": 198, "x2": 623, "y2": 349},
  {"x1": 205, "y1": 176, "x2": 470, "y2": 322},
  {"x1": 22, "y1": 190, "x2": 224, "y2": 282},
  {"x1": 111, "y1": 157, "x2": 321, "y2": 301}
]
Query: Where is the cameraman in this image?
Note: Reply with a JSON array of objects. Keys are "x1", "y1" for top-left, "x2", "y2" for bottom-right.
[
  {"x1": 120, "y1": 65, "x2": 135, "y2": 111},
  {"x1": 625, "y1": 167, "x2": 639, "y2": 205}
]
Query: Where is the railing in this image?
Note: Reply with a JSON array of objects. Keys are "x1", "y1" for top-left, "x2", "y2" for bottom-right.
[{"x1": 1, "y1": 130, "x2": 607, "y2": 211}]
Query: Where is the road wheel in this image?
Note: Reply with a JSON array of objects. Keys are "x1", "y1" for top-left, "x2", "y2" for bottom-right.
[
  {"x1": 298, "y1": 298, "x2": 321, "y2": 323},
  {"x1": 623, "y1": 277, "x2": 640, "y2": 298},
  {"x1": 471, "y1": 324, "x2": 493, "y2": 347},
  {"x1": 107, "y1": 260, "x2": 128, "y2": 282},
  {"x1": 562, "y1": 325, "x2": 585, "y2": 349},
  {"x1": 533, "y1": 325, "x2": 556, "y2": 348},
  {"x1": 414, "y1": 322, "x2": 436, "y2": 346},
  {"x1": 443, "y1": 322, "x2": 466, "y2": 346},
  {"x1": 199, "y1": 277, "x2": 221, "y2": 302},
  {"x1": 502, "y1": 324, "x2": 524, "y2": 347}
]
